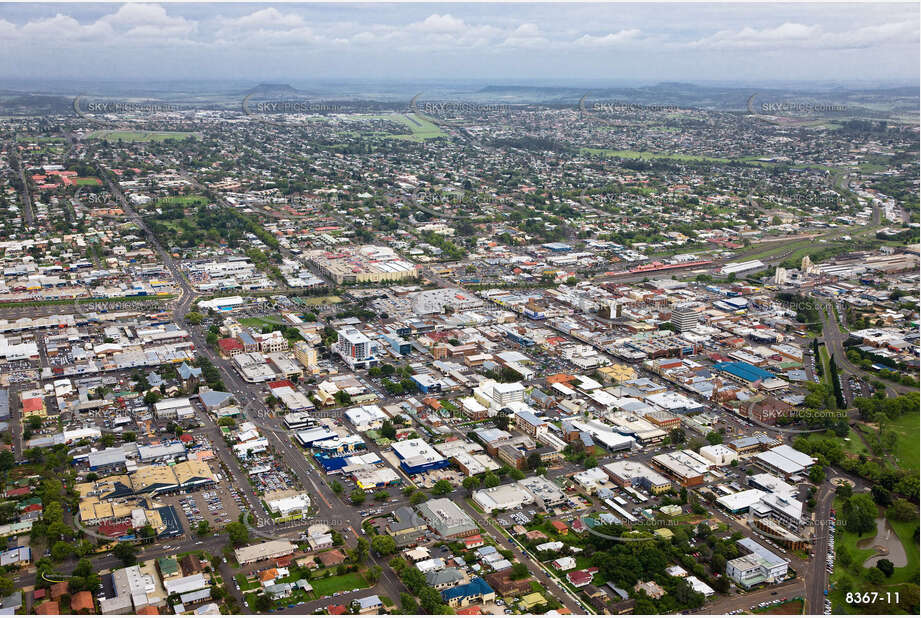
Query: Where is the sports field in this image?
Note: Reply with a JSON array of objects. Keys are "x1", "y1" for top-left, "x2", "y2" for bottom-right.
[
  {"x1": 354, "y1": 113, "x2": 446, "y2": 141},
  {"x1": 86, "y1": 130, "x2": 199, "y2": 142}
]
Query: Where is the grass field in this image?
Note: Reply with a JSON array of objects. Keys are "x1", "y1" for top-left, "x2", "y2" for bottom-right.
[
  {"x1": 235, "y1": 573, "x2": 260, "y2": 591},
  {"x1": 740, "y1": 239, "x2": 816, "y2": 263},
  {"x1": 309, "y1": 572, "x2": 369, "y2": 597},
  {"x1": 238, "y1": 315, "x2": 286, "y2": 330},
  {"x1": 890, "y1": 413, "x2": 920, "y2": 471},
  {"x1": 158, "y1": 194, "x2": 208, "y2": 205},
  {"x1": 354, "y1": 113, "x2": 446, "y2": 141},
  {"x1": 86, "y1": 130, "x2": 199, "y2": 142},
  {"x1": 295, "y1": 295, "x2": 342, "y2": 306},
  {"x1": 580, "y1": 147, "x2": 736, "y2": 163},
  {"x1": 75, "y1": 177, "x2": 102, "y2": 185},
  {"x1": 888, "y1": 517, "x2": 920, "y2": 585}
]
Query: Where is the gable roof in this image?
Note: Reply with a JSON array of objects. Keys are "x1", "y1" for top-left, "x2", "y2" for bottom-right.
[{"x1": 442, "y1": 577, "x2": 494, "y2": 602}]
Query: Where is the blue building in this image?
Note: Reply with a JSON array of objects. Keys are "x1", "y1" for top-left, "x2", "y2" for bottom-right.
[
  {"x1": 382, "y1": 331, "x2": 412, "y2": 356},
  {"x1": 713, "y1": 362, "x2": 774, "y2": 385},
  {"x1": 441, "y1": 577, "x2": 495, "y2": 607}
]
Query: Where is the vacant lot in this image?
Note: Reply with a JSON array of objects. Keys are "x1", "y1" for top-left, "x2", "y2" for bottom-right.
[{"x1": 309, "y1": 572, "x2": 369, "y2": 598}]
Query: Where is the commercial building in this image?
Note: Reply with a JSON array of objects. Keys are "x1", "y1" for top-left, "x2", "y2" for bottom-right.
[
  {"x1": 417, "y1": 498, "x2": 479, "y2": 539},
  {"x1": 513, "y1": 408, "x2": 549, "y2": 438},
  {"x1": 391, "y1": 439, "x2": 450, "y2": 475},
  {"x1": 726, "y1": 538, "x2": 789, "y2": 588},
  {"x1": 153, "y1": 397, "x2": 195, "y2": 420},
  {"x1": 306, "y1": 246, "x2": 417, "y2": 285},
  {"x1": 671, "y1": 304, "x2": 699, "y2": 332},
  {"x1": 472, "y1": 476, "x2": 566, "y2": 512},
  {"x1": 334, "y1": 327, "x2": 378, "y2": 370},
  {"x1": 651, "y1": 450, "x2": 711, "y2": 487},
  {"x1": 234, "y1": 540, "x2": 297, "y2": 565},
  {"x1": 603, "y1": 460, "x2": 672, "y2": 494},
  {"x1": 754, "y1": 445, "x2": 815, "y2": 478},
  {"x1": 713, "y1": 361, "x2": 775, "y2": 387}
]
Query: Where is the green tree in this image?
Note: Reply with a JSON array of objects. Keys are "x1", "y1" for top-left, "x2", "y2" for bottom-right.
[
  {"x1": 0, "y1": 450, "x2": 15, "y2": 473},
  {"x1": 462, "y1": 476, "x2": 481, "y2": 495},
  {"x1": 253, "y1": 594, "x2": 272, "y2": 612},
  {"x1": 350, "y1": 489, "x2": 367, "y2": 505},
  {"x1": 226, "y1": 521, "x2": 250, "y2": 547},
  {"x1": 877, "y1": 559, "x2": 894, "y2": 578},
  {"x1": 431, "y1": 479, "x2": 453, "y2": 496},
  {"x1": 510, "y1": 562, "x2": 529, "y2": 580},
  {"x1": 0, "y1": 575, "x2": 14, "y2": 597},
  {"x1": 113, "y1": 542, "x2": 137, "y2": 566},
  {"x1": 380, "y1": 420, "x2": 396, "y2": 441},
  {"x1": 844, "y1": 493, "x2": 878, "y2": 535},
  {"x1": 51, "y1": 540, "x2": 74, "y2": 561},
  {"x1": 809, "y1": 466, "x2": 826, "y2": 484},
  {"x1": 371, "y1": 535, "x2": 397, "y2": 556},
  {"x1": 865, "y1": 566, "x2": 885, "y2": 585},
  {"x1": 354, "y1": 537, "x2": 369, "y2": 563}
]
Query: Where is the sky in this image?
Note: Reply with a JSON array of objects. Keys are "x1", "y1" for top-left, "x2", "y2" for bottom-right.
[{"x1": 0, "y1": 2, "x2": 918, "y2": 85}]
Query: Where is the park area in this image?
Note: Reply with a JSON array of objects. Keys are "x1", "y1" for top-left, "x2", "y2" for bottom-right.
[{"x1": 829, "y1": 496, "x2": 918, "y2": 615}]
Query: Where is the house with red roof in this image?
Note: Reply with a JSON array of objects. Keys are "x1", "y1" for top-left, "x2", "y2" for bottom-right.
[
  {"x1": 463, "y1": 535, "x2": 484, "y2": 549},
  {"x1": 550, "y1": 520, "x2": 569, "y2": 535},
  {"x1": 71, "y1": 590, "x2": 95, "y2": 613},
  {"x1": 4, "y1": 486, "x2": 31, "y2": 499},
  {"x1": 566, "y1": 567, "x2": 599, "y2": 588},
  {"x1": 21, "y1": 397, "x2": 46, "y2": 418},
  {"x1": 35, "y1": 600, "x2": 60, "y2": 615},
  {"x1": 217, "y1": 338, "x2": 244, "y2": 357},
  {"x1": 327, "y1": 604, "x2": 347, "y2": 615}
]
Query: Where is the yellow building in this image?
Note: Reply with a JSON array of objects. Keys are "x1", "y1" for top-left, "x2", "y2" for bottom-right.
[
  {"x1": 293, "y1": 341, "x2": 319, "y2": 373},
  {"x1": 598, "y1": 363, "x2": 637, "y2": 384},
  {"x1": 520, "y1": 593, "x2": 546, "y2": 610},
  {"x1": 78, "y1": 498, "x2": 134, "y2": 525}
]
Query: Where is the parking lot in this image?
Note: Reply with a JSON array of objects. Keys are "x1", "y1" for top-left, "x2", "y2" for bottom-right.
[{"x1": 161, "y1": 476, "x2": 242, "y2": 533}]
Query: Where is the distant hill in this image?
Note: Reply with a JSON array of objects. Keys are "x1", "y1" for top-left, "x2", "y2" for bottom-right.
[
  {"x1": 475, "y1": 82, "x2": 919, "y2": 113},
  {"x1": 243, "y1": 83, "x2": 307, "y2": 97}
]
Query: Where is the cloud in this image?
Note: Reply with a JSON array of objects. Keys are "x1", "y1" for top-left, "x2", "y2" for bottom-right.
[
  {"x1": 573, "y1": 29, "x2": 643, "y2": 47},
  {"x1": 687, "y1": 20, "x2": 918, "y2": 50},
  {"x1": 0, "y1": 3, "x2": 915, "y2": 80}
]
